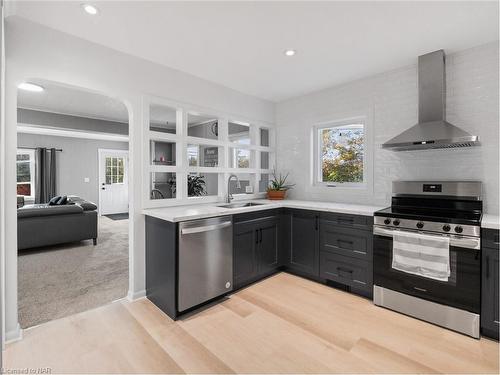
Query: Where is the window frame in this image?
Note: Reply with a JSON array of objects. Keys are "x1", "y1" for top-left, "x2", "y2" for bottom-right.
[
  {"x1": 16, "y1": 148, "x2": 36, "y2": 199},
  {"x1": 105, "y1": 156, "x2": 126, "y2": 185},
  {"x1": 313, "y1": 118, "x2": 367, "y2": 189},
  {"x1": 143, "y1": 96, "x2": 275, "y2": 208}
]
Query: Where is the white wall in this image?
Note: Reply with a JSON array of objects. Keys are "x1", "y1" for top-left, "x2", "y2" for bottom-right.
[
  {"x1": 18, "y1": 133, "x2": 128, "y2": 205},
  {"x1": 3, "y1": 17, "x2": 274, "y2": 340},
  {"x1": 276, "y1": 42, "x2": 499, "y2": 214}
]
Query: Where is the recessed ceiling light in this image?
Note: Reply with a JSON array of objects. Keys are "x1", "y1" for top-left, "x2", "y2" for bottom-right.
[
  {"x1": 18, "y1": 82, "x2": 44, "y2": 92},
  {"x1": 284, "y1": 49, "x2": 296, "y2": 57},
  {"x1": 82, "y1": 4, "x2": 98, "y2": 15}
]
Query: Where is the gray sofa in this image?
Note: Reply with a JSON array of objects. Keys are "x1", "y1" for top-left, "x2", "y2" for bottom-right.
[{"x1": 17, "y1": 196, "x2": 98, "y2": 250}]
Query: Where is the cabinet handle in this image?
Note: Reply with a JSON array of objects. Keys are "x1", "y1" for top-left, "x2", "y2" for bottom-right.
[
  {"x1": 260, "y1": 228, "x2": 263, "y2": 243},
  {"x1": 255, "y1": 229, "x2": 259, "y2": 244},
  {"x1": 493, "y1": 235, "x2": 500, "y2": 245},
  {"x1": 486, "y1": 255, "x2": 490, "y2": 279},
  {"x1": 337, "y1": 266, "x2": 353, "y2": 274},
  {"x1": 315, "y1": 216, "x2": 319, "y2": 231},
  {"x1": 338, "y1": 239, "x2": 354, "y2": 247},
  {"x1": 338, "y1": 218, "x2": 354, "y2": 224}
]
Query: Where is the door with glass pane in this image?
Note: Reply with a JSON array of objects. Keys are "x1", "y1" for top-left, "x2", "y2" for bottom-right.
[{"x1": 98, "y1": 149, "x2": 129, "y2": 215}]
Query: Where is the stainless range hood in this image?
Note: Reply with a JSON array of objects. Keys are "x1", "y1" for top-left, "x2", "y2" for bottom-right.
[{"x1": 382, "y1": 50, "x2": 479, "y2": 151}]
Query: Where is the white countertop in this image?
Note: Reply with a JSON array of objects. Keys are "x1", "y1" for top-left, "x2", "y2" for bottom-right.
[
  {"x1": 482, "y1": 214, "x2": 500, "y2": 230},
  {"x1": 142, "y1": 199, "x2": 386, "y2": 222}
]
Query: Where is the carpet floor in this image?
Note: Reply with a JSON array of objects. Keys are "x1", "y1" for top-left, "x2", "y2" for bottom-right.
[{"x1": 18, "y1": 216, "x2": 129, "y2": 329}]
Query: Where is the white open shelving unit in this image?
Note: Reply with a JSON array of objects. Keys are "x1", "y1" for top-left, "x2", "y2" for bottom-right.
[{"x1": 142, "y1": 96, "x2": 276, "y2": 209}]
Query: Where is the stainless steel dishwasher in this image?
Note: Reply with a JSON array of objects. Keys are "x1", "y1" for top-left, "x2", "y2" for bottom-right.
[{"x1": 178, "y1": 216, "x2": 233, "y2": 312}]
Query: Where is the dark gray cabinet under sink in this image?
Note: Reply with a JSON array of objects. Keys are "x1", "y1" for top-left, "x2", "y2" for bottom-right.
[{"x1": 233, "y1": 210, "x2": 281, "y2": 289}]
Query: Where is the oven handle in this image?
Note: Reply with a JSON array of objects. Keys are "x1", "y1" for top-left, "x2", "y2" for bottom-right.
[{"x1": 373, "y1": 226, "x2": 481, "y2": 250}]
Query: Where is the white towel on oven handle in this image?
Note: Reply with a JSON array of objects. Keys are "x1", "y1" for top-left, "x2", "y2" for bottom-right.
[{"x1": 392, "y1": 230, "x2": 451, "y2": 282}]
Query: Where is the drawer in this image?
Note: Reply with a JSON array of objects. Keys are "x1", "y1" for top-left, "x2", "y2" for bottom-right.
[
  {"x1": 320, "y1": 212, "x2": 372, "y2": 229},
  {"x1": 482, "y1": 228, "x2": 500, "y2": 250},
  {"x1": 233, "y1": 209, "x2": 282, "y2": 224},
  {"x1": 320, "y1": 222, "x2": 372, "y2": 261},
  {"x1": 320, "y1": 252, "x2": 372, "y2": 292}
]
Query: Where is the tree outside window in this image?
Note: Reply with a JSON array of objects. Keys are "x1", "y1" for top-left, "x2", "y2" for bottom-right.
[{"x1": 319, "y1": 124, "x2": 364, "y2": 184}]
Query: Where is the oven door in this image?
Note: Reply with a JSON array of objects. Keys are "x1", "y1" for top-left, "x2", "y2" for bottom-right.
[{"x1": 373, "y1": 226, "x2": 481, "y2": 313}]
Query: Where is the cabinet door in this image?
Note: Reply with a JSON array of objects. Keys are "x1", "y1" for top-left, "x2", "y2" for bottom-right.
[
  {"x1": 233, "y1": 221, "x2": 258, "y2": 288},
  {"x1": 482, "y1": 247, "x2": 499, "y2": 340},
  {"x1": 257, "y1": 217, "x2": 279, "y2": 275},
  {"x1": 286, "y1": 209, "x2": 319, "y2": 277}
]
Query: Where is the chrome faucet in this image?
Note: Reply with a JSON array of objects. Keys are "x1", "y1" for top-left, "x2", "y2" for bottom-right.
[{"x1": 226, "y1": 174, "x2": 241, "y2": 203}]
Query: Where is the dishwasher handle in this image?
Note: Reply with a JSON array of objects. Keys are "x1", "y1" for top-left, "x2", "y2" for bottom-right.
[{"x1": 181, "y1": 221, "x2": 232, "y2": 235}]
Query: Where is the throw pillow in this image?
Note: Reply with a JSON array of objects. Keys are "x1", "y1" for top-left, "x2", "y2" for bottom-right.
[
  {"x1": 48, "y1": 196, "x2": 61, "y2": 205},
  {"x1": 57, "y1": 196, "x2": 68, "y2": 205}
]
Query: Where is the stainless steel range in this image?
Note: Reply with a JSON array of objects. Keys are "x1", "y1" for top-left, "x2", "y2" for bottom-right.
[{"x1": 373, "y1": 181, "x2": 482, "y2": 338}]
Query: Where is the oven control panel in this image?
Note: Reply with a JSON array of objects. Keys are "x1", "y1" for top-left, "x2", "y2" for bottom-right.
[{"x1": 374, "y1": 216, "x2": 480, "y2": 237}]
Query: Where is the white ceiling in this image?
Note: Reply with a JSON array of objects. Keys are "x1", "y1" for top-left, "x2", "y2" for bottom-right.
[
  {"x1": 9, "y1": 1, "x2": 499, "y2": 102},
  {"x1": 17, "y1": 79, "x2": 130, "y2": 122},
  {"x1": 17, "y1": 79, "x2": 217, "y2": 126}
]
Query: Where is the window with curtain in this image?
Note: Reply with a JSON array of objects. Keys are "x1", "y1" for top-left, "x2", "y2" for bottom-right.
[{"x1": 17, "y1": 149, "x2": 36, "y2": 198}]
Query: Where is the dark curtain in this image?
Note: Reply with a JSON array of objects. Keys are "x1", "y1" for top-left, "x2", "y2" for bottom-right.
[{"x1": 35, "y1": 147, "x2": 57, "y2": 203}]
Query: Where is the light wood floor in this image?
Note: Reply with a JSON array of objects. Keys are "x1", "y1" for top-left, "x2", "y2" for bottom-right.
[{"x1": 4, "y1": 272, "x2": 499, "y2": 374}]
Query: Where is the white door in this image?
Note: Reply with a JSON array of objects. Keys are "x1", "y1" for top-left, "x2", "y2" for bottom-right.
[{"x1": 99, "y1": 149, "x2": 129, "y2": 215}]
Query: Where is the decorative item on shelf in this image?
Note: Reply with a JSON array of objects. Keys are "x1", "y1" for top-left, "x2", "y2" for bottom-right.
[
  {"x1": 153, "y1": 159, "x2": 174, "y2": 166},
  {"x1": 168, "y1": 175, "x2": 207, "y2": 197},
  {"x1": 188, "y1": 175, "x2": 207, "y2": 196},
  {"x1": 203, "y1": 147, "x2": 218, "y2": 167},
  {"x1": 211, "y1": 121, "x2": 218, "y2": 137},
  {"x1": 267, "y1": 171, "x2": 294, "y2": 200}
]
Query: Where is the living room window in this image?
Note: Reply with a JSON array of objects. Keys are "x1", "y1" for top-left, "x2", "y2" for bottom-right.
[
  {"x1": 16, "y1": 149, "x2": 36, "y2": 198},
  {"x1": 314, "y1": 120, "x2": 365, "y2": 187}
]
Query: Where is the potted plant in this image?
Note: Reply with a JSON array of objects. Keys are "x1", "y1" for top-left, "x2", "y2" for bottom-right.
[
  {"x1": 267, "y1": 171, "x2": 294, "y2": 200},
  {"x1": 167, "y1": 175, "x2": 207, "y2": 197}
]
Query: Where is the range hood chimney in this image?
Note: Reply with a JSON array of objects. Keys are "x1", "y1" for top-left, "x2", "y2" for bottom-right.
[{"x1": 382, "y1": 50, "x2": 479, "y2": 151}]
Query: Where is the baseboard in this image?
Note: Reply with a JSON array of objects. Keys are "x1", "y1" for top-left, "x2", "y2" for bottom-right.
[
  {"x1": 5, "y1": 323, "x2": 23, "y2": 344},
  {"x1": 127, "y1": 289, "x2": 146, "y2": 301}
]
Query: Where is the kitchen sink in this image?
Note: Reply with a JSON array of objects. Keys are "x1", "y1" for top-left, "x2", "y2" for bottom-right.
[{"x1": 217, "y1": 202, "x2": 266, "y2": 209}]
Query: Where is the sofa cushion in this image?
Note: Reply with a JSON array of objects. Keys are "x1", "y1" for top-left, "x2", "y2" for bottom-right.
[
  {"x1": 67, "y1": 195, "x2": 98, "y2": 211},
  {"x1": 78, "y1": 202, "x2": 98, "y2": 211},
  {"x1": 18, "y1": 204, "x2": 83, "y2": 218}
]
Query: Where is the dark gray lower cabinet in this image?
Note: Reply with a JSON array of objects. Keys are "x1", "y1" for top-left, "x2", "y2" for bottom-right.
[
  {"x1": 320, "y1": 252, "x2": 372, "y2": 294},
  {"x1": 258, "y1": 217, "x2": 280, "y2": 273},
  {"x1": 145, "y1": 208, "x2": 375, "y2": 320},
  {"x1": 233, "y1": 212, "x2": 280, "y2": 289},
  {"x1": 481, "y1": 228, "x2": 499, "y2": 340},
  {"x1": 233, "y1": 220, "x2": 258, "y2": 288},
  {"x1": 145, "y1": 216, "x2": 178, "y2": 319},
  {"x1": 319, "y1": 212, "x2": 373, "y2": 297},
  {"x1": 283, "y1": 209, "x2": 320, "y2": 277}
]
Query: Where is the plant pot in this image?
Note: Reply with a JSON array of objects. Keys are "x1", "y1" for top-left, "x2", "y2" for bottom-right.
[{"x1": 267, "y1": 190, "x2": 287, "y2": 200}]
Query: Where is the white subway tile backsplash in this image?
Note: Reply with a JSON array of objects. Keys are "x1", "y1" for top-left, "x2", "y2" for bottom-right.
[{"x1": 276, "y1": 42, "x2": 499, "y2": 214}]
